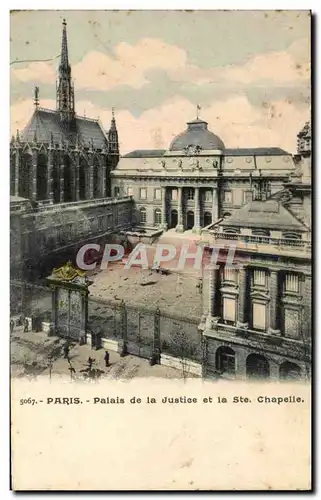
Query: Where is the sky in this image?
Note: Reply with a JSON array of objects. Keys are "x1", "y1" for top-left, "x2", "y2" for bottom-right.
[{"x1": 10, "y1": 10, "x2": 311, "y2": 154}]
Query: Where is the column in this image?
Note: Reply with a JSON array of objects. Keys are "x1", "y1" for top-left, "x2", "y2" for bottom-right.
[
  {"x1": 47, "y1": 149, "x2": 54, "y2": 203},
  {"x1": 14, "y1": 148, "x2": 20, "y2": 196},
  {"x1": 84, "y1": 163, "x2": 89, "y2": 199},
  {"x1": 70, "y1": 160, "x2": 76, "y2": 202},
  {"x1": 201, "y1": 336, "x2": 208, "y2": 378},
  {"x1": 59, "y1": 162, "x2": 64, "y2": 203},
  {"x1": 237, "y1": 267, "x2": 248, "y2": 330},
  {"x1": 176, "y1": 186, "x2": 184, "y2": 232},
  {"x1": 269, "y1": 270, "x2": 281, "y2": 335},
  {"x1": 302, "y1": 275, "x2": 312, "y2": 341},
  {"x1": 101, "y1": 163, "x2": 107, "y2": 198},
  {"x1": 212, "y1": 187, "x2": 218, "y2": 224},
  {"x1": 269, "y1": 361, "x2": 280, "y2": 381},
  {"x1": 75, "y1": 154, "x2": 80, "y2": 201},
  {"x1": 193, "y1": 186, "x2": 201, "y2": 234},
  {"x1": 161, "y1": 186, "x2": 167, "y2": 229},
  {"x1": 88, "y1": 156, "x2": 94, "y2": 199},
  {"x1": 205, "y1": 266, "x2": 220, "y2": 329},
  {"x1": 31, "y1": 149, "x2": 38, "y2": 201}
]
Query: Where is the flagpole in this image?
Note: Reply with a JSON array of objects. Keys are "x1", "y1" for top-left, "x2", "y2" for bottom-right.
[{"x1": 196, "y1": 104, "x2": 201, "y2": 120}]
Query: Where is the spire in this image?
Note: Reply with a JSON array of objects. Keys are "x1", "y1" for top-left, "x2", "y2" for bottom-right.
[
  {"x1": 34, "y1": 86, "x2": 40, "y2": 109},
  {"x1": 108, "y1": 107, "x2": 119, "y2": 154},
  {"x1": 60, "y1": 19, "x2": 69, "y2": 71},
  {"x1": 56, "y1": 19, "x2": 75, "y2": 125},
  {"x1": 110, "y1": 107, "x2": 116, "y2": 129}
]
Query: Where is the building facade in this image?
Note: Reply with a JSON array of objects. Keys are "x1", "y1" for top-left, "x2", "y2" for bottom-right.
[
  {"x1": 199, "y1": 122, "x2": 312, "y2": 381},
  {"x1": 111, "y1": 117, "x2": 297, "y2": 232},
  {"x1": 10, "y1": 20, "x2": 119, "y2": 204}
]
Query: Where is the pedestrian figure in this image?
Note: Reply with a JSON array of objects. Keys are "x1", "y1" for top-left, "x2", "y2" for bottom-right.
[
  {"x1": 23, "y1": 318, "x2": 29, "y2": 333},
  {"x1": 104, "y1": 350, "x2": 110, "y2": 367},
  {"x1": 87, "y1": 356, "x2": 94, "y2": 370},
  {"x1": 63, "y1": 344, "x2": 70, "y2": 360},
  {"x1": 10, "y1": 319, "x2": 14, "y2": 334}
]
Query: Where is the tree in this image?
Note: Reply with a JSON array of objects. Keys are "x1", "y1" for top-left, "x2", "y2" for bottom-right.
[{"x1": 169, "y1": 328, "x2": 199, "y2": 381}]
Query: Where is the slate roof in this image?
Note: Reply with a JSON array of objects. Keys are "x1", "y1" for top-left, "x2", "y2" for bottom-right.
[
  {"x1": 225, "y1": 147, "x2": 289, "y2": 156},
  {"x1": 123, "y1": 147, "x2": 290, "y2": 158},
  {"x1": 123, "y1": 150, "x2": 166, "y2": 158},
  {"x1": 21, "y1": 108, "x2": 109, "y2": 150},
  {"x1": 220, "y1": 199, "x2": 308, "y2": 231}
]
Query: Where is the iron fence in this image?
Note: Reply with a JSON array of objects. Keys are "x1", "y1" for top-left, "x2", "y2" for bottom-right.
[{"x1": 10, "y1": 279, "x2": 203, "y2": 363}]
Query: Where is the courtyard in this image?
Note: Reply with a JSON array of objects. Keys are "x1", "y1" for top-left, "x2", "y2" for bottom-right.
[
  {"x1": 87, "y1": 229, "x2": 205, "y2": 318},
  {"x1": 11, "y1": 325, "x2": 194, "y2": 381},
  {"x1": 88, "y1": 262, "x2": 203, "y2": 319}
]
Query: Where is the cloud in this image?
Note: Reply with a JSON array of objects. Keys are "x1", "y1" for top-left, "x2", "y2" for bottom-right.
[
  {"x1": 72, "y1": 38, "x2": 187, "y2": 91},
  {"x1": 169, "y1": 37, "x2": 310, "y2": 87},
  {"x1": 11, "y1": 93, "x2": 308, "y2": 154},
  {"x1": 12, "y1": 36, "x2": 309, "y2": 96},
  {"x1": 10, "y1": 99, "x2": 56, "y2": 135},
  {"x1": 11, "y1": 61, "x2": 56, "y2": 84},
  {"x1": 72, "y1": 36, "x2": 310, "y2": 91}
]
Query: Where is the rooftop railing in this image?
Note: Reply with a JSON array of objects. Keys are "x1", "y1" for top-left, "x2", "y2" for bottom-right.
[{"x1": 208, "y1": 231, "x2": 311, "y2": 253}]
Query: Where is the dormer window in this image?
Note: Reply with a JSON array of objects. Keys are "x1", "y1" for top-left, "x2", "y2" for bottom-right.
[
  {"x1": 223, "y1": 227, "x2": 240, "y2": 235},
  {"x1": 283, "y1": 232, "x2": 302, "y2": 240},
  {"x1": 252, "y1": 229, "x2": 270, "y2": 238}
]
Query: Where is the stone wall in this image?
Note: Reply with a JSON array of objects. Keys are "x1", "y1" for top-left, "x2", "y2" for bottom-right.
[{"x1": 10, "y1": 196, "x2": 134, "y2": 280}]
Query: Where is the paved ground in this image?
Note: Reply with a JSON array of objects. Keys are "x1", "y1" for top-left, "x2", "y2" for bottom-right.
[
  {"x1": 11, "y1": 326, "x2": 193, "y2": 380},
  {"x1": 89, "y1": 263, "x2": 203, "y2": 318},
  {"x1": 88, "y1": 230, "x2": 206, "y2": 317}
]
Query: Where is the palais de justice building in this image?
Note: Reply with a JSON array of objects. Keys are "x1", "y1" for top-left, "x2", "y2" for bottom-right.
[
  {"x1": 111, "y1": 116, "x2": 312, "y2": 380},
  {"x1": 112, "y1": 116, "x2": 299, "y2": 232}
]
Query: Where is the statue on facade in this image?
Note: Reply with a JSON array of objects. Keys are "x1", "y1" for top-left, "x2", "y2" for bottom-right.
[{"x1": 184, "y1": 144, "x2": 202, "y2": 156}]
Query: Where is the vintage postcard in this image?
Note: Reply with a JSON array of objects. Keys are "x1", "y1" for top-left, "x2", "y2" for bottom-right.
[{"x1": 10, "y1": 9, "x2": 312, "y2": 491}]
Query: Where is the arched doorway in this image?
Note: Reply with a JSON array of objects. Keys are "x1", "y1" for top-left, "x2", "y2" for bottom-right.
[
  {"x1": 186, "y1": 210, "x2": 194, "y2": 230},
  {"x1": 279, "y1": 361, "x2": 301, "y2": 381},
  {"x1": 79, "y1": 157, "x2": 86, "y2": 200},
  {"x1": 37, "y1": 153, "x2": 48, "y2": 200},
  {"x1": 170, "y1": 209, "x2": 178, "y2": 229},
  {"x1": 204, "y1": 211, "x2": 212, "y2": 227},
  {"x1": 246, "y1": 354, "x2": 270, "y2": 380},
  {"x1": 216, "y1": 346, "x2": 235, "y2": 376}
]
